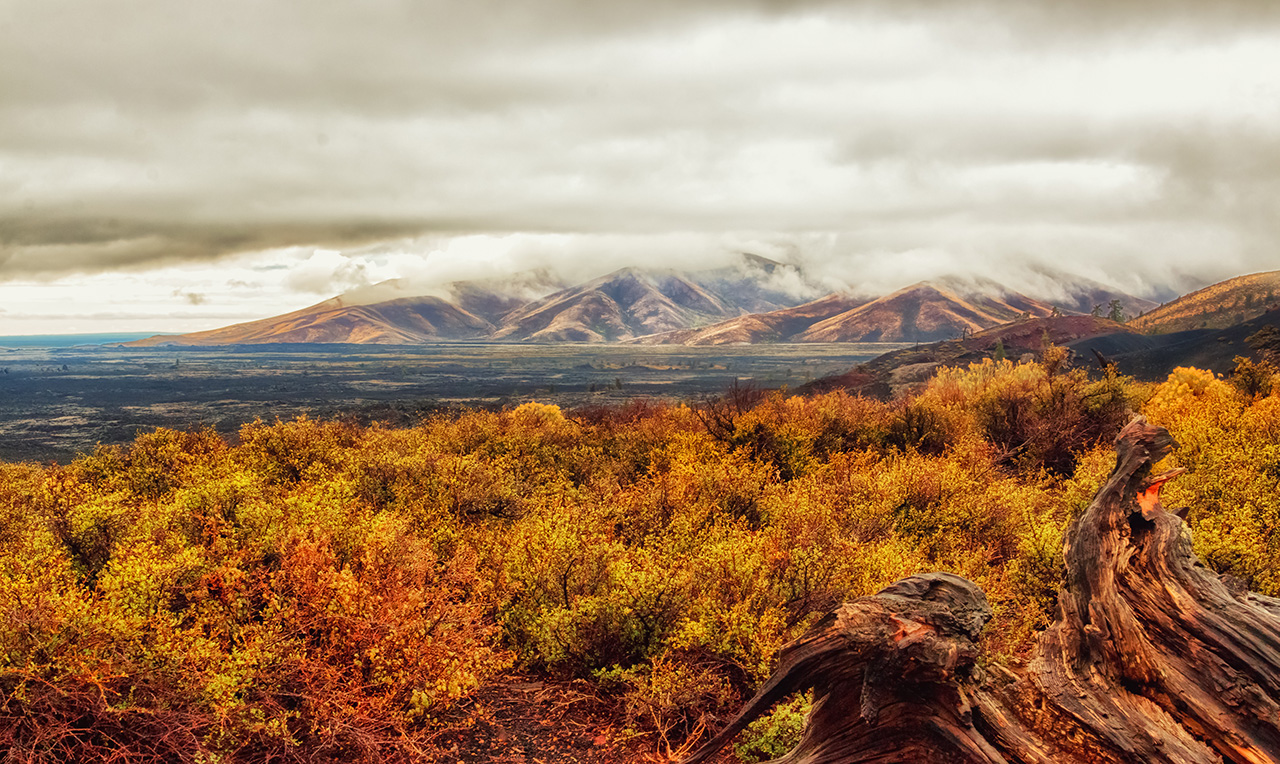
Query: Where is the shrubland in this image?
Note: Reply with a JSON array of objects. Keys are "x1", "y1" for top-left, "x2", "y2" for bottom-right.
[{"x1": 1, "y1": 354, "x2": 1277, "y2": 762}]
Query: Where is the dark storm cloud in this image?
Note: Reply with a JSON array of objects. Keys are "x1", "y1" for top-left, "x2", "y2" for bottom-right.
[
  {"x1": 1, "y1": 0, "x2": 1279, "y2": 291},
  {"x1": 0, "y1": 216, "x2": 438, "y2": 277}
]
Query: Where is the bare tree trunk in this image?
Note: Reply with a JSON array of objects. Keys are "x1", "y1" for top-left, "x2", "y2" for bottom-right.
[{"x1": 683, "y1": 417, "x2": 1280, "y2": 764}]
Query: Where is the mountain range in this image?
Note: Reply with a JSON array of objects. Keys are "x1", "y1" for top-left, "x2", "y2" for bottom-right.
[
  {"x1": 801, "y1": 269, "x2": 1280, "y2": 395},
  {"x1": 636, "y1": 280, "x2": 1072, "y2": 344},
  {"x1": 131, "y1": 257, "x2": 1249, "y2": 349}
]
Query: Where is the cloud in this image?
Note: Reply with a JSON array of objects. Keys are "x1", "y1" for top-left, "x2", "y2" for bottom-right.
[{"x1": 1, "y1": 0, "x2": 1278, "y2": 301}]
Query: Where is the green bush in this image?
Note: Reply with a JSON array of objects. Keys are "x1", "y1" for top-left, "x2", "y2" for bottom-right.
[{"x1": 735, "y1": 693, "x2": 811, "y2": 762}]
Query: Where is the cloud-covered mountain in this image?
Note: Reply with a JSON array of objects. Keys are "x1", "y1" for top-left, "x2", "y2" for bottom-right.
[
  {"x1": 127, "y1": 294, "x2": 497, "y2": 345},
  {"x1": 126, "y1": 262, "x2": 1220, "y2": 348},
  {"x1": 1025, "y1": 273, "x2": 1160, "y2": 320},
  {"x1": 631, "y1": 293, "x2": 870, "y2": 346},
  {"x1": 490, "y1": 256, "x2": 807, "y2": 342},
  {"x1": 636, "y1": 281, "x2": 1064, "y2": 345},
  {"x1": 796, "y1": 282, "x2": 1055, "y2": 342},
  {"x1": 129, "y1": 255, "x2": 815, "y2": 346}
]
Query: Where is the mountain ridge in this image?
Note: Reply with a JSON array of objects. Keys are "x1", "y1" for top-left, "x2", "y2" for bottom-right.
[{"x1": 127, "y1": 262, "x2": 1178, "y2": 348}]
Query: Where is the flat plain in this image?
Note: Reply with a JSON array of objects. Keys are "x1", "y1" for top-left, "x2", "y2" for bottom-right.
[{"x1": 0, "y1": 342, "x2": 907, "y2": 463}]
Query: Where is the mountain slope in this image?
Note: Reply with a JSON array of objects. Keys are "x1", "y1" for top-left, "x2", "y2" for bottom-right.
[
  {"x1": 123, "y1": 261, "x2": 1171, "y2": 348},
  {"x1": 1103, "y1": 306, "x2": 1280, "y2": 378},
  {"x1": 802, "y1": 315, "x2": 1137, "y2": 398},
  {"x1": 491, "y1": 269, "x2": 727, "y2": 342},
  {"x1": 795, "y1": 282, "x2": 1055, "y2": 343},
  {"x1": 128, "y1": 272, "x2": 566, "y2": 347},
  {"x1": 129, "y1": 295, "x2": 495, "y2": 345},
  {"x1": 1128, "y1": 270, "x2": 1280, "y2": 333},
  {"x1": 492, "y1": 256, "x2": 812, "y2": 343},
  {"x1": 631, "y1": 293, "x2": 868, "y2": 346}
]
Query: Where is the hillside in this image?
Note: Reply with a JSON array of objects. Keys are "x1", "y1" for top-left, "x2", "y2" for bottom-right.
[
  {"x1": 492, "y1": 269, "x2": 727, "y2": 342},
  {"x1": 795, "y1": 282, "x2": 1054, "y2": 343},
  {"x1": 491, "y1": 257, "x2": 810, "y2": 343},
  {"x1": 1103, "y1": 306, "x2": 1280, "y2": 378},
  {"x1": 129, "y1": 295, "x2": 496, "y2": 345},
  {"x1": 630, "y1": 293, "x2": 868, "y2": 346},
  {"x1": 125, "y1": 264, "x2": 1175, "y2": 349},
  {"x1": 131, "y1": 256, "x2": 811, "y2": 347},
  {"x1": 1128, "y1": 270, "x2": 1280, "y2": 333},
  {"x1": 633, "y1": 281, "x2": 1096, "y2": 347},
  {"x1": 803, "y1": 315, "x2": 1136, "y2": 397},
  {"x1": 128, "y1": 273, "x2": 560, "y2": 347}
]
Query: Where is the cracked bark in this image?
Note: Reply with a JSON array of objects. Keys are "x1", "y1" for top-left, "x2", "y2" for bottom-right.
[{"x1": 683, "y1": 417, "x2": 1280, "y2": 764}]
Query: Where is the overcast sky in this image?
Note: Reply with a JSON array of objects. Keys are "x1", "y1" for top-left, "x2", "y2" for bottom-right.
[{"x1": 2, "y1": 0, "x2": 1279, "y2": 334}]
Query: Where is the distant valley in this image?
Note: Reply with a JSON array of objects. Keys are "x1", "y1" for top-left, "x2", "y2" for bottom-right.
[{"x1": 9, "y1": 267, "x2": 1280, "y2": 463}]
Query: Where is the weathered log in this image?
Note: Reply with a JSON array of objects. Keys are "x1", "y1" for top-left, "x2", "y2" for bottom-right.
[{"x1": 684, "y1": 417, "x2": 1280, "y2": 764}]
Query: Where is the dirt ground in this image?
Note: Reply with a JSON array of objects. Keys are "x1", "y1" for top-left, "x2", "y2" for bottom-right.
[{"x1": 423, "y1": 676, "x2": 738, "y2": 764}]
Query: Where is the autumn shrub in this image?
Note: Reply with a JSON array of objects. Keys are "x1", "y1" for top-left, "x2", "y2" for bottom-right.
[
  {"x1": 3, "y1": 362, "x2": 1278, "y2": 762},
  {"x1": 234, "y1": 521, "x2": 507, "y2": 757},
  {"x1": 885, "y1": 396, "x2": 964, "y2": 455},
  {"x1": 1230, "y1": 354, "x2": 1275, "y2": 398},
  {"x1": 1, "y1": 419, "x2": 510, "y2": 763},
  {"x1": 923, "y1": 358, "x2": 1134, "y2": 476},
  {"x1": 1146, "y1": 369, "x2": 1280, "y2": 594},
  {"x1": 806, "y1": 392, "x2": 892, "y2": 459},
  {"x1": 237, "y1": 415, "x2": 360, "y2": 485}
]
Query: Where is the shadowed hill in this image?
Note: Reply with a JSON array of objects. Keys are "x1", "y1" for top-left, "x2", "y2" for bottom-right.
[
  {"x1": 802, "y1": 315, "x2": 1136, "y2": 398},
  {"x1": 1101, "y1": 306, "x2": 1280, "y2": 378}
]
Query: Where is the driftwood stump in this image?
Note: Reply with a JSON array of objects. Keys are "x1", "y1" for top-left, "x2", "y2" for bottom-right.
[{"x1": 684, "y1": 417, "x2": 1280, "y2": 764}]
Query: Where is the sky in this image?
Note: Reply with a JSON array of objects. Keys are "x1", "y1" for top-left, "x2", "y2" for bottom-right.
[{"x1": 2, "y1": 0, "x2": 1279, "y2": 334}]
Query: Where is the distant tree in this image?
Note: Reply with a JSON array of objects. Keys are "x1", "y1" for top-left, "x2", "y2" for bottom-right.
[
  {"x1": 992, "y1": 339, "x2": 1007, "y2": 362},
  {"x1": 1107, "y1": 299, "x2": 1125, "y2": 323},
  {"x1": 1091, "y1": 304, "x2": 1104, "y2": 318}
]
